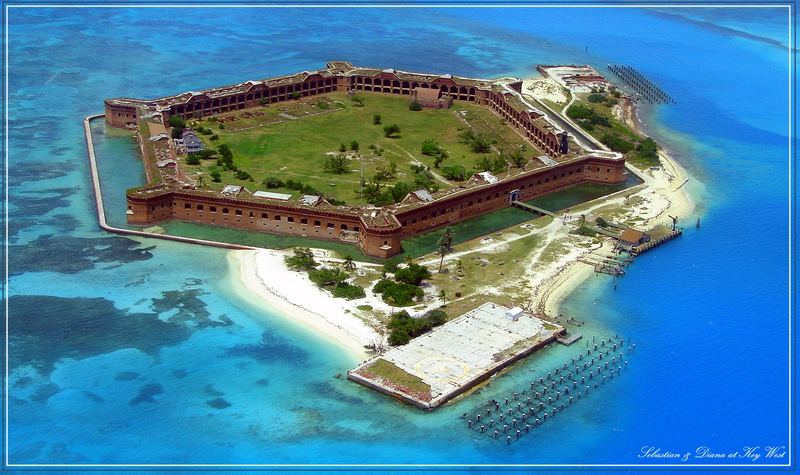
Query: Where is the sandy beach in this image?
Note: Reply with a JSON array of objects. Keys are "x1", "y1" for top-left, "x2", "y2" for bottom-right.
[
  {"x1": 535, "y1": 151, "x2": 696, "y2": 316},
  {"x1": 227, "y1": 249, "x2": 383, "y2": 362}
]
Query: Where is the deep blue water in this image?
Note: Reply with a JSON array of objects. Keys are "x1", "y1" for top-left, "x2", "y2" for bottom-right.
[{"x1": 5, "y1": 5, "x2": 792, "y2": 469}]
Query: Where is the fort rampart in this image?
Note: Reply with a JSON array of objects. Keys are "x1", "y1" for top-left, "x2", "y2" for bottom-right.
[{"x1": 107, "y1": 61, "x2": 626, "y2": 258}]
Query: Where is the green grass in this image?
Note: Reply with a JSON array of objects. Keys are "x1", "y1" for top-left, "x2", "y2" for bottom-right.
[
  {"x1": 186, "y1": 93, "x2": 530, "y2": 203},
  {"x1": 361, "y1": 358, "x2": 431, "y2": 396}
]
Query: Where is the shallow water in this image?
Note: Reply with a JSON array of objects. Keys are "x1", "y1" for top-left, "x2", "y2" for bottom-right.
[{"x1": 6, "y1": 5, "x2": 791, "y2": 468}]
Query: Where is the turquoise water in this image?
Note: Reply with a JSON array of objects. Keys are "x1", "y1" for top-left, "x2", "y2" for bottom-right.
[{"x1": 6, "y1": 6, "x2": 791, "y2": 468}]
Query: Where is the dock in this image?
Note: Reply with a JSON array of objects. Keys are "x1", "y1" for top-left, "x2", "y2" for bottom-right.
[
  {"x1": 556, "y1": 333, "x2": 583, "y2": 345},
  {"x1": 632, "y1": 227, "x2": 683, "y2": 255},
  {"x1": 348, "y1": 303, "x2": 564, "y2": 410}
]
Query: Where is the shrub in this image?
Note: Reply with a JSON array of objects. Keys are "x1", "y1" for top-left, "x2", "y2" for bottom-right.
[
  {"x1": 634, "y1": 138, "x2": 660, "y2": 166},
  {"x1": 374, "y1": 161, "x2": 398, "y2": 182},
  {"x1": 234, "y1": 170, "x2": 252, "y2": 180},
  {"x1": 394, "y1": 263, "x2": 432, "y2": 286},
  {"x1": 332, "y1": 283, "x2": 366, "y2": 300},
  {"x1": 339, "y1": 143, "x2": 347, "y2": 153},
  {"x1": 185, "y1": 155, "x2": 201, "y2": 165},
  {"x1": 373, "y1": 114, "x2": 381, "y2": 125},
  {"x1": 373, "y1": 279, "x2": 424, "y2": 307},
  {"x1": 459, "y1": 129, "x2": 491, "y2": 153},
  {"x1": 168, "y1": 116, "x2": 186, "y2": 129},
  {"x1": 210, "y1": 134, "x2": 219, "y2": 141},
  {"x1": 210, "y1": 171, "x2": 221, "y2": 182},
  {"x1": 290, "y1": 91, "x2": 301, "y2": 99},
  {"x1": 383, "y1": 123, "x2": 401, "y2": 138},
  {"x1": 595, "y1": 216, "x2": 609, "y2": 228},
  {"x1": 262, "y1": 176, "x2": 284, "y2": 188},
  {"x1": 383, "y1": 257, "x2": 402, "y2": 274},
  {"x1": 508, "y1": 149, "x2": 527, "y2": 168},
  {"x1": 601, "y1": 133, "x2": 635, "y2": 153},
  {"x1": 587, "y1": 93, "x2": 606, "y2": 103},
  {"x1": 573, "y1": 226, "x2": 597, "y2": 237},
  {"x1": 285, "y1": 247, "x2": 317, "y2": 271},
  {"x1": 442, "y1": 165, "x2": 467, "y2": 181},
  {"x1": 308, "y1": 267, "x2": 349, "y2": 286},
  {"x1": 409, "y1": 101, "x2": 423, "y2": 111},
  {"x1": 420, "y1": 139, "x2": 441, "y2": 156},
  {"x1": 350, "y1": 140, "x2": 359, "y2": 151},
  {"x1": 386, "y1": 308, "x2": 448, "y2": 346}
]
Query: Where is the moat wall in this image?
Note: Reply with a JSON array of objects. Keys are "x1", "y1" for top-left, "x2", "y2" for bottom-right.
[{"x1": 126, "y1": 156, "x2": 625, "y2": 258}]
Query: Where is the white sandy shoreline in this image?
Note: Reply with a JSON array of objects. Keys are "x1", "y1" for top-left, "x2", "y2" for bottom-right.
[{"x1": 226, "y1": 250, "x2": 381, "y2": 362}]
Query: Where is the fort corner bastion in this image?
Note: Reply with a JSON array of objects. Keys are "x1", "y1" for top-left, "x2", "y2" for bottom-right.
[{"x1": 105, "y1": 61, "x2": 626, "y2": 258}]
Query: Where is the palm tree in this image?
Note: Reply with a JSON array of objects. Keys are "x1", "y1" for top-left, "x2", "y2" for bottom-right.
[
  {"x1": 342, "y1": 255, "x2": 356, "y2": 271},
  {"x1": 438, "y1": 289, "x2": 447, "y2": 307},
  {"x1": 196, "y1": 175, "x2": 206, "y2": 189}
]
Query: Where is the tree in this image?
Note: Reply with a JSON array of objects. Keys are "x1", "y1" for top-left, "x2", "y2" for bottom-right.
[
  {"x1": 438, "y1": 289, "x2": 447, "y2": 307},
  {"x1": 185, "y1": 155, "x2": 201, "y2": 165},
  {"x1": 350, "y1": 141, "x2": 359, "y2": 151},
  {"x1": 409, "y1": 101, "x2": 423, "y2": 111},
  {"x1": 374, "y1": 161, "x2": 398, "y2": 182},
  {"x1": 433, "y1": 149, "x2": 449, "y2": 168},
  {"x1": 259, "y1": 98, "x2": 269, "y2": 106},
  {"x1": 342, "y1": 255, "x2": 356, "y2": 271},
  {"x1": 196, "y1": 175, "x2": 206, "y2": 189},
  {"x1": 168, "y1": 116, "x2": 186, "y2": 129},
  {"x1": 217, "y1": 144, "x2": 234, "y2": 170},
  {"x1": 351, "y1": 95, "x2": 365, "y2": 107},
  {"x1": 508, "y1": 148, "x2": 527, "y2": 169},
  {"x1": 285, "y1": 247, "x2": 317, "y2": 271},
  {"x1": 210, "y1": 171, "x2": 221, "y2": 182},
  {"x1": 421, "y1": 139, "x2": 440, "y2": 156},
  {"x1": 324, "y1": 153, "x2": 350, "y2": 174},
  {"x1": 383, "y1": 124, "x2": 400, "y2": 138},
  {"x1": 339, "y1": 143, "x2": 347, "y2": 153},
  {"x1": 373, "y1": 114, "x2": 382, "y2": 125}
]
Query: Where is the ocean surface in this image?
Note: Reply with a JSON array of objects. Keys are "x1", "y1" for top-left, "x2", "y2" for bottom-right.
[{"x1": 5, "y1": 5, "x2": 792, "y2": 469}]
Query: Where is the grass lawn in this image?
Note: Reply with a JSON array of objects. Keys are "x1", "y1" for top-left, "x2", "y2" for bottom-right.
[
  {"x1": 361, "y1": 358, "x2": 431, "y2": 397},
  {"x1": 183, "y1": 92, "x2": 532, "y2": 204}
]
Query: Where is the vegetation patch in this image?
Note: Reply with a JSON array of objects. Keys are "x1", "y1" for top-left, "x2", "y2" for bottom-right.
[
  {"x1": 359, "y1": 358, "x2": 432, "y2": 400},
  {"x1": 387, "y1": 308, "x2": 448, "y2": 346},
  {"x1": 567, "y1": 91, "x2": 661, "y2": 168},
  {"x1": 285, "y1": 248, "x2": 365, "y2": 300}
]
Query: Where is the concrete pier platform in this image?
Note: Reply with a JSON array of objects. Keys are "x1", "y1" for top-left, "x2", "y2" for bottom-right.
[{"x1": 348, "y1": 303, "x2": 564, "y2": 410}]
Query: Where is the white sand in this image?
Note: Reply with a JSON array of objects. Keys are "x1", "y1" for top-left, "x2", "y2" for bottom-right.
[{"x1": 227, "y1": 249, "x2": 383, "y2": 362}]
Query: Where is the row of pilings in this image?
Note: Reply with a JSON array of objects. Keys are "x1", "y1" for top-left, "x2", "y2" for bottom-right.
[
  {"x1": 608, "y1": 65, "x2": 675, "y2": 104},
  {"x1": 460, "y1": 335, "x2": 635, "y2": 444}
]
